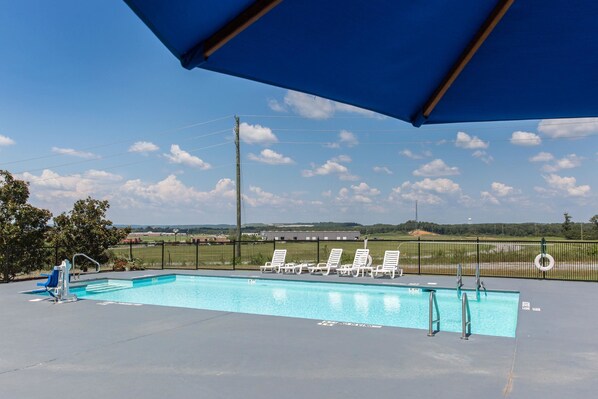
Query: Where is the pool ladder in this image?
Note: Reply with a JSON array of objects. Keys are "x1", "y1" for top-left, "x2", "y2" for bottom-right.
[
  {"x1": 427, "y1": 290, "x2": 440, "y2": 337},
  {"x1": 461, "y1": 292, "x2": 471, "y2": 340}
]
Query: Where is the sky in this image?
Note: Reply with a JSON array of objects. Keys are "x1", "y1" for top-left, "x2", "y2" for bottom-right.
[{"x1": 0, "y1": 1, "x2": 596, "y2": 226}]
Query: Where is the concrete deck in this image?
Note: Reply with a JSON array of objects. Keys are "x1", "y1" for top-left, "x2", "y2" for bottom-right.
[{"x1": 1, "y1": 270, "x2": 597, "y2": 399}]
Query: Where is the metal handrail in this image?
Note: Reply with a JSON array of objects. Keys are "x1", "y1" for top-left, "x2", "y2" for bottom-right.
[
  {"x1": 475, "y1": 263, "x2": 486, "y2": 299},
  {"x1": 461, "y1": 292, "x2": 471, "y2": 340},
  {"x1": 427, "y1": 290, "x2": 440, "y2": 337},
  {"x1": 72, "y1": 253, "x2": 100, "y2": 274}
]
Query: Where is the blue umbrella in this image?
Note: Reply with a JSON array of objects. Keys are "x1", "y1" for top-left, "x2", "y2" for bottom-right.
[{"x1": 123, "y1": 0, "x2": 598, "y2": 126}]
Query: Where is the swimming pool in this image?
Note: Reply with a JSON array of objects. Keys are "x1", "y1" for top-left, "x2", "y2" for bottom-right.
[{"x1": 67, "y1": 275, "x2": 518, "y2": 337}]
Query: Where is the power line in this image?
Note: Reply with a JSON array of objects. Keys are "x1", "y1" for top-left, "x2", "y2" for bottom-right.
[
  {"x1": 17, "y1": 140, "x2": 233, "y2": 180},
  {"x1": 0, "y1": 115, "x2": 233, "y2": 167}
]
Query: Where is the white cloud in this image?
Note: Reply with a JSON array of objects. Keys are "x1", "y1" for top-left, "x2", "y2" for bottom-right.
[
  {"x1": 164, "y1": 144, "x2": 211, "y2": 169},
  {"x1": 333, "y1": 102, "x2": 383, "y2": 118},
  {"x1": 0, "y1": 134, "x2": 15, "y2": 146},
  {"x1": 373, "y1": 166, "x2": 393, "y2": 175},
  {"x1": 351, "y1": 182, "x2": 380, "y2": 196},
  {"x1": 243, "y1": 186, "x2": 304, "y2": 207},
  {"x1": 411, "y1": 178, "x2": 460, "y2": 194},
  {"x1": 84, "y1": 170, "x2": 123, "y2": 181},
  {"x1": 267, "y1": 99, "x2": 287, "y2": 113},
  {"x1": 339, "y1": 130, "x2": 358, "y2": 147},
  {"x1": 413, "y1": 159, "x2": 460, "y2": 177},
  {"x1": 303, "y1": 156, "x2": 357, "y2": 180},
  {"x1": 239, "y1": 122, "x2": 278, "y2": 145},
  {"x1": 472, "y1": 150, "x2": 494, "y2": 164},
  {"x1": 326, "y1": 131, "x2": 358, "y2": 148},
  {"x1": 331, "y1": 155, "x2": 352, "y2": 163},
  {"x1": 455, "y1": 131, "x2": 489, "y2": 149},
  {"x1": 128, "y1": 141, "x2": 159, "y2": 153},
  {"x1": 283, "y1": 90, "x2": 382, "y2": 119},
  {"x1": 302, "y1": 161, "x2": 348, "y2": 177},
  {"x1": 491, "y1": 182, "x2": 515, "y2": 197},
  {"x1": 339, "y1": 173, "x2": 359, "y2": 181},
  {"x1": 396, "y1": 189, "x2": 442, "y2": 205},
  {"x1": 248, "y1": 149, "x2": 294, "y2": 165},
  {"x1": 510, "y1": 131, "x2": 542, "y2": 146},
  {"x1": 538, "y1": 118, "x2": 598, "y2": 138},
  {"x1": 539, "y1": 174, "x2": 591, "y2": 197},
  {"x1": 481, "y1": 191, "x2": 500, "y2": 205},
  {"x1": 390, "y1": 178, "x2": 460, "y2": 205},
  {"x1": 18, "y1": 169, "x2": 123, "y2": 208},
  {"x1": 51, "y1": 147, "x2": 98, "y2": 159},
  {"x1": 542, "y1": 154, "x2": 583, "y2": 172},
  {"x1": 333, "y1": 182, "x2": 380, "y2": 205},
  {"x1": 400, "y1": 149, "x2": 423, "y2": 159},
  {"x1": 121, "y1": 175, "x2": 235, "y2": 206},
  {"x1": 530, "y1": 152, "x2": 554, "y2": 162},
  {"x1": 284, "y1": 91, "x2": 335, "y2": 119}
]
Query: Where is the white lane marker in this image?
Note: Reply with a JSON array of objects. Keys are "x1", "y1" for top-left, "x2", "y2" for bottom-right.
[
  {"x1": 97, "y1": 301, "x2": 142, "y2": 306},
  {"x1": 318, "y1": 320, "x2": 382, "y2": 329}
]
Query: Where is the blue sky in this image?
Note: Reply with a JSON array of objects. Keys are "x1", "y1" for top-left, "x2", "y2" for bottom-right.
[{"x1": 0, "y1": 1, "x2": 596, "y2": 226}]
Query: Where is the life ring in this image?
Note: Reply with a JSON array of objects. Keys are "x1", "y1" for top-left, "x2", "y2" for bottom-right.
[{"x1": 534, "y1": 253, "x2": 555, "y2": 271}]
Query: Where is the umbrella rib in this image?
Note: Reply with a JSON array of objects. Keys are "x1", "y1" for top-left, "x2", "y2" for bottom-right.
[
  {"x1": 181, "y1": 0, "x2": 282, "y2": 69},
  {"x1": 414, "y1": 0, "x2": 515, "y2": 126}
]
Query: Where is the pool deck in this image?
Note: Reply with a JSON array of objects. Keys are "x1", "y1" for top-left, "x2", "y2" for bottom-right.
[{"x1": 1, "y1": 270, "x2": 597, "y2": 399}]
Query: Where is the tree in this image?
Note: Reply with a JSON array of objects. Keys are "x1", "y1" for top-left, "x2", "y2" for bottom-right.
[
  {"x1": 590, "y1": 215, "x2": 598, "y2": 239},
  {"x1": 562, "y1": 212, "x2": 576, "y2": 239},
  {"x1": 0, "y1": 170, "x2": 52, "y2": 282},
  {"x1": 50, "y1": 197, "x2": 130, "y2": 269}
]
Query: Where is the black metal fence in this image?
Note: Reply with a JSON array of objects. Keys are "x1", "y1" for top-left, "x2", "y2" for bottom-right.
[
  {"x1": 6, "y1": 238, "x2": 598, "y2": 282},
  {"x1": 104, "y1": 238, "x2": 598, "y2": 281}
]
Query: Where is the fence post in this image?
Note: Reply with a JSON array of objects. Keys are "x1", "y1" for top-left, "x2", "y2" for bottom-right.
[
  {"x1": 129, "y1": 241, "x2": 133, "y2": 261},
  {"x1": 316, "y1": 237, "x2": 320, "y2": 264},
  {"x1": 195, "y1": 241, "x2": 199, "y2": 270},
  {"x1": 476, "y1": 237, "x2": 480, "y2": 270},
  {"x1": 418, "y1": 237, "x2": 421, "y2": 275},
  {"x1": 540, "y1": 237, "x2": 546, "y2": 280},
  {"x1": 232, "y1": 240, "x2": 236, "y2": 270},
  {"x1": 161, "y1": 241, "x2": 165, "y2": 270}
]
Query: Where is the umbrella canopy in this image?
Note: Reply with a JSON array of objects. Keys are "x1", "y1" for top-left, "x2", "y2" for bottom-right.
[{"x1": 124, "y1": 0, "x2": 598, "y2": 126}]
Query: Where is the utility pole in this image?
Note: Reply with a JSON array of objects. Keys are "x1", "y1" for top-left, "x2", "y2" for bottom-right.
[
  {"x1": 415, "y1": 200, "x2": 418, "y2": 223},
  {"x1": 235, "y1": 116, "x2": 242, "y2": 258}
]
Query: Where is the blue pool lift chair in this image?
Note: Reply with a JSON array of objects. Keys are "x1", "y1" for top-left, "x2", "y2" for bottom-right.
[{"x1": 37, "y1": 267, "x2": 60, "y2": 298}]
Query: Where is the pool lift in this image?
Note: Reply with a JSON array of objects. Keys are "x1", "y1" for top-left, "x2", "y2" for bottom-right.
[
  {"x1": 52, "y1": 259, "x2": 77, "y2": 303},
  {"x1": 52, "y1": 254, "x2": 100, "y2": 303}
]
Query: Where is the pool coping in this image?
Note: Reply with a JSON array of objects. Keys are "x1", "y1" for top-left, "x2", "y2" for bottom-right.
[{"x1": 3, "y1": 269, "x2": 598, "y2": 398}]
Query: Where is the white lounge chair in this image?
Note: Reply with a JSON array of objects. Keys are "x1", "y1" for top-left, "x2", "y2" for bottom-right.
[
  {"x1": 371, "y1": 250, "x2": 402, "y2": 278},
  {"x1": 260, "y1": 249, "x2": 287, "y2": 273},
  {"x1": 307, "y1": 248, "x2": 343, "y2": 275},
  {"x1": 337, "y1": 249, "x2": 371, "y2": 277}
]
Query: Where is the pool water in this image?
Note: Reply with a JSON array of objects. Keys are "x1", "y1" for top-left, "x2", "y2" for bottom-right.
[{"x1": 68, "y1": 275, "x2": 519, "y2": 337}]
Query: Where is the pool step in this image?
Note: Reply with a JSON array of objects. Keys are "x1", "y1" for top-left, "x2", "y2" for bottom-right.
[{"x1": 85, "y1": 281, "x2": 132, "y2": 293}]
